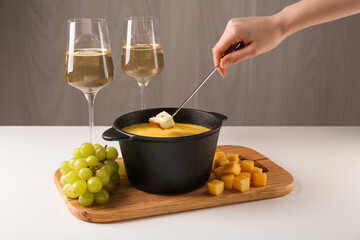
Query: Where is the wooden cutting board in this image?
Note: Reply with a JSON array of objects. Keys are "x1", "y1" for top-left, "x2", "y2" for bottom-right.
[{"x1": 54, "y1": 145, "x2": 294, "y2": 223}]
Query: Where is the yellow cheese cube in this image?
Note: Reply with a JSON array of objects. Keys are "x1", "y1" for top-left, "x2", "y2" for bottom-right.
[
  {"x1": 213, "y1": 152, "x2": 226, "y2": 169},
  {"x1": 214, "y1": 151, "x2": 226, "y2": 160},
  {"x1": 221, "y1": 174, "x2": 234, "y2": 190},
  {"x1": 219, "y1": 159, "x2": 230, "y2": 167},
  {"x1": 239, "y1": 172, "x2": 251, "y2": 179},
  {"x1": 214, "y1": 167, "x2": 224, "y2": 180},
  {"x1": 252, "y1": 166, "x2": 263, "y2": 174},
  {"x1": 214, "y1": 158, "x2": 229, "y2": 168},
  {"x1": 240, "y1": 160, "x2": 254, "y2": 172},
  {"x1": 213, "y1": 158, "x2": 222, "y2": 169},
  {"x1": 226, "y1": 153, "x2": 239, "y2": 163},
  {"x1": 253, "y1": 173, "x2": 267, "y2": 187},
  {"x1": 116, "y1": 158, "x2": 128, "y2": 179},
  {"x1": 233, "y1": 175, "x2": 250, "y2": 192},
  {"x1": 251, "y1": 166, "x2": 263, "y2": 182},
  {"x1": 223, "y1": 162, "x2": 241, "y2": 176},
  {"x1": 207, "y1": 180, "x2": 224, "y2": 196}
]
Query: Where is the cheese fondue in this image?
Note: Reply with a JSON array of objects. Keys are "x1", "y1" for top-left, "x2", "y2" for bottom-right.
[{"x1": 122, "y1": 123, "x2": 210, "y2": 138}]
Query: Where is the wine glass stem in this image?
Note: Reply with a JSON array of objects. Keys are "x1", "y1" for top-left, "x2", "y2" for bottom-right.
[
  {"x1": 139, "y1": 82, "x2": 148, "y2": 110},
  {"x1": 84, "y1": 93, "x2": 97, "y2": 144}
]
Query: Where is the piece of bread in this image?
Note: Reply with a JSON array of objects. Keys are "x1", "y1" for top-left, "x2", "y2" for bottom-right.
[{"x1": 149, "y1": 111, "x2": 175, "y2": 129}]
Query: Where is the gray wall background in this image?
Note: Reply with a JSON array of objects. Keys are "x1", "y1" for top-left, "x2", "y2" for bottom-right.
[{"x1": 1, "y1": 0, "x2": 360, "y2": 126}]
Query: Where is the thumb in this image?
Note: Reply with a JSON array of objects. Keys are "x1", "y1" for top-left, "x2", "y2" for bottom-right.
[{"x1": 220, "y1": 44, "x2": 256, "y2": 68}]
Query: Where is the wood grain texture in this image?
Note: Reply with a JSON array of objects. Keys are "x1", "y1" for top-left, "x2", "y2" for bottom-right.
[
  {"x1": 1, "y1": 0, "x2": 360, "y2": 126},
  {"x1": 53, "y1": 145, "x2": 295, "y2": 223}
]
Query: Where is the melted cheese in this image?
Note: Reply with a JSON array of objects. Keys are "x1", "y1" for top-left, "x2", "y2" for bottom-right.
[{"x1": 122, "y1": 123, "x2": 210, "y2": 138}]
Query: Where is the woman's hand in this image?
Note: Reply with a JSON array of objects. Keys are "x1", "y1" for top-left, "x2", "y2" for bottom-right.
[
  {"x1": 212, "y1": 0, "x2": 360, "y2": 77},
  {"x1": 212, "y1": 15, "x2": 287, "y2": 77}
]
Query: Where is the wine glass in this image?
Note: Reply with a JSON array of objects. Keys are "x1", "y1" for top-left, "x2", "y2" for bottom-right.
[
  {"x1": 121, "y1": 16, "x2": 164, "y2": 109},
  {"x1": 65, "y1": 18, "x2": 114, "y2": 143}
]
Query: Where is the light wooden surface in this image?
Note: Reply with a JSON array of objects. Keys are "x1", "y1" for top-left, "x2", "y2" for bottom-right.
[
  {"x1": 1, "y1": 0, "x2": 360, "y2": 126},
  {"x1": 53, "y1": 145, "x2": 294, "y2": 223}
]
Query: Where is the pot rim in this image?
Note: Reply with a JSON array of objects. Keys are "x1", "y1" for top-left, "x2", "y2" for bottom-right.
[{"x1": 112, "y1": 107, "x2": 226, "y2": 143}]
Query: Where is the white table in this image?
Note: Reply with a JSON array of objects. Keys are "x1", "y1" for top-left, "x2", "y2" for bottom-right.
[{"x1": 1, "y1": 126, "x2": 359, "y2": 240}]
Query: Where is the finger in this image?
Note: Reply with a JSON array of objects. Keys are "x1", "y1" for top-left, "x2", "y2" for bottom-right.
[
  {"x1": 214, "y1": 23, "x2": 241, "y2": 56},
  {"x1": 213, "y1": 35, "x2": 238, "y2": 65},
  {"x1": 212, "y1": 47, "x2": 222, "y2": 69},
  {"x1": 212, "y1": 24, "x2": 240, "y2": 65},
  {"x1": 213, "y1": 36, "x2": 238, "y2": 77},
  {"x1": 213, "y1": 46, "x2": 227, "y2": 77},
  {"x1": 220, "y1": 44, "x2": 256, "y2": 68},
  {"x1": 217, "y1": 65, "x2": 227, "y2": 77}
]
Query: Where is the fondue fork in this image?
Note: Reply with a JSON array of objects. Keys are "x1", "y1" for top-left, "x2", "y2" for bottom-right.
[{"x1": 172, "y1": 42, "x2": 243, "y2": 118}]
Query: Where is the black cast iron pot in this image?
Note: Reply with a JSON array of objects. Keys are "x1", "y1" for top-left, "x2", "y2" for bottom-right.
[{"x1": 102, "y1": 108, "x2": 227, "y2": 194}]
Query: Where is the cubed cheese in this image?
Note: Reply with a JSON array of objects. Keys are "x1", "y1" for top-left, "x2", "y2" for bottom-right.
[
  {"x1": 214, "y1": 151, "x2": 226, "y2": 160},
  {"x1": 251, "y1": 166, "x2": 263, "y2": 182},
  {"x1": 226, "y1": 153, "x2": 239, "y2": 163},
  {"x1": 253, "y1": 173, "x2": 267, "y2": 187},
  {"x1": 233, "y1": 175, "x2": 250, "y2": 192},
  {"x1": 239, "y1": 172, "x2": 251, "y2": 179},
  {"x1": 213, "y1": 152, "x2": 226, "y2": 169},
  {"x1": 240, "y1": 160, "x2": 254, "y2": 172},
  {"x1": 214, "y1": 158, "x2": 229, "y2": 168},
  {"x1": 207, "y1": 180, "x2": 224, "y2": 196},
  {"x1": 214, "y1": 167, "x2": 224, "y2": 180},
  {"x1": 223, "y1": 162, "x2": 241, "y2": 176},
  {"x1": 221, "y1": 174, "x2": 235, "y2": 190}
]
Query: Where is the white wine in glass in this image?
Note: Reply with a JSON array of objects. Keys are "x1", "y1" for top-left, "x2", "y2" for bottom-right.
[
  {"x1": 66, "y1": 49, "x2": 113, "y2": 93},
  {"x1": 65, "y1": 18, "x2": 114, "y2": 143},
  {"x1": 121, "y1": 16, "x2": 164, "y2": 109}
]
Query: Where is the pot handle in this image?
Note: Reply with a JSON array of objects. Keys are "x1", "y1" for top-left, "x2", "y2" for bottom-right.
[
  {"x1": 207, "y1": 112, "x2": 228, "y2": 122},
  {"x1": 102, "y1": 127, "x2": 133, "y2": 141}
]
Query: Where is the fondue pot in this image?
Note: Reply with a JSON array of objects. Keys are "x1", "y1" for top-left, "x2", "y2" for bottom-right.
[{"x1": 102, "y1": 108, "x2": 227, "y2": 194}]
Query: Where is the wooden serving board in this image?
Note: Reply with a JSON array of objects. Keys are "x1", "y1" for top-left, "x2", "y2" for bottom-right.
[{"x1": 54, "y1": 145, "x2": 294, "y2": 223}]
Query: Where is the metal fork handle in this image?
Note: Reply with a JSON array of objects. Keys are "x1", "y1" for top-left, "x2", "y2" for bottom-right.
[{"x1": 172, "y1": 42, "x2": 243, "y2": 118}]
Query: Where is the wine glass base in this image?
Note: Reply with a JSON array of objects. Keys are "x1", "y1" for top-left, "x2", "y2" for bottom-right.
[{"x1": 136, "y1": 80, "x2": 149, "y2": 87}]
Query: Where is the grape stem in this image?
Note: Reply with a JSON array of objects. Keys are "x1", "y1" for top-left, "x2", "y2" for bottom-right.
[{"x1": 89, "y1": 156, "x2": 110, "y2": 175}]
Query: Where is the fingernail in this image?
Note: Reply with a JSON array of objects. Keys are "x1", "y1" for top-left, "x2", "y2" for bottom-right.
[{"x1": 224, "y1": 61, "x2": 230, "y2": 68}]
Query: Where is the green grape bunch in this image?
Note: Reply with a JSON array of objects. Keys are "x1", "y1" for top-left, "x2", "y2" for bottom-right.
[{"x1": 59, "y1": 143, "x2": 120, "y2": 206}]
